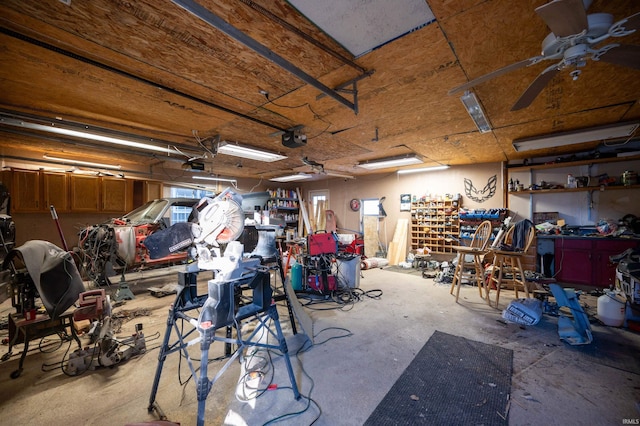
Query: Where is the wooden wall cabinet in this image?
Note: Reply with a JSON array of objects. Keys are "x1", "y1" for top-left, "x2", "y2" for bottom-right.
[
  {"x1": 12, "y1": 170, "x2": 41, "y2": 212},
  {"x1": 145, "y1": 181, "x2": 163, "y2": 202},
  {"x1": 70, "y1": 175, "x2": 100, "y2": 212},
  {"x1": 43, "y1": 172, "x2": 69, "y2": 212},
  {"x1": 133, "y1": 180, "x2": 163, "y2": 208},
  {"x1": 101, "y1": 177, "x2": 132, "y2": 212},
  {"x1": 8, "y1": 170, "x2": 161, "y2": 214}
]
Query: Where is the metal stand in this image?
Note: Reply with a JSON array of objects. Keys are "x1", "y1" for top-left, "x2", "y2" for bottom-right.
[
  {"x1": 3, "y1": 311, "x2": 81, "y2": 378},
  {"x1": 148, "y1": 267, "x2": 301, "y2": 426},
  {"x1": 113, "y1": 271, "x2": 135, "y2": 301}
]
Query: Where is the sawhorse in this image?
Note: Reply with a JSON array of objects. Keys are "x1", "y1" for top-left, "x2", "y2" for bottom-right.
[{"x1": 147, "y1": 268, "x2": 301, "y2": 426}]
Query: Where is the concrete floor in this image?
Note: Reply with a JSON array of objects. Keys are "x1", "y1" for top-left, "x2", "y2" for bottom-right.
[{"x1": 0, "y1": 266, "x2": 639, "y2": 426}]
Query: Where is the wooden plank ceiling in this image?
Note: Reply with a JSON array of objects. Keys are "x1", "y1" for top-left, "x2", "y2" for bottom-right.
[{"x1": 0, "y1": 0, "x2": 638, "y2": 183}]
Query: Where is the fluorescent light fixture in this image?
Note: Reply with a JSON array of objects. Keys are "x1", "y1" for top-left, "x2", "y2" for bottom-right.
[
  {"x1": 397, "y1": 165, "x2": 450, "y2": 174},
  {"x1": 512, "y1": 122, "x2": 640, "y2": 152},
  {"x1": 357, "y1": 154, "x2": 423, "y2": 170},
  {"x1": 1, "y1": 113, "x2": 182, "y2": 155},
  {"x1": 460, "y1": 91, "x2": 491, "y2": 133},
  {"x1": 43, "y1": 154, "x2": 122, "y2": 170},
  {"x1": 192, "y1": 175, "x2": 237, "y2": 183},
  {"x1": 269, "y1": 173, "x2": 313, "y2": 182},
  {"x1": 217, "y1": 141, "x2": 287, "y2": 162},
  {"x1": 325, "y1": 172, "x2": 355, "y2": 179}
]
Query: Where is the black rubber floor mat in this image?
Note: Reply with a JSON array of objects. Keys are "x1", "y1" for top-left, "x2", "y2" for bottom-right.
[{"x1": 365, "y1": 330, "x2": 513, "y2": 425}]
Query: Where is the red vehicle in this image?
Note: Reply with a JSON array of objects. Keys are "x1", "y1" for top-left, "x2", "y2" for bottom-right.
[{"x1": 77, "y1": 198, "x2": 198, "y2": 286}]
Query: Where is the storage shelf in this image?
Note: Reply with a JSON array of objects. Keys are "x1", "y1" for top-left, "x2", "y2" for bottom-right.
[
  {"x1": 507, "y1": 154, "x2": 640, "y2": 172},
  {"x1": 267, "y1": 188, "x2": 299, "y2": 224},
  {"x1": 509, "y1": 183, "x2": 640, "y2": 195},
  {"x1": 410, "y1": 197, "x2": 460, "y2": 254},
  {"x1": 506, "y1": 153, "x2": 640, "y2": 224}
]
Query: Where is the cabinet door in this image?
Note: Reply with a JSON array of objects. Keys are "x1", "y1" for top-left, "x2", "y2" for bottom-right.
[
  {"x1": 12, "y1": 170, "x2": 41, "y2": 212},
  {"x1": 594, "y1": 240, "x2": 640, "y2": 288},
  {"x1": 101, "y1": 178, "x2": 130, "y2": 213},
  {"x1": 145, "y1": 181, "x2": 162, "y2": 201},
  {"x1": 43, "y1": 172, "x2": 69, "y2": 212},
  {"x1": 70, "y1": 175, "x2": 100, "y2": 212},
  {"x1": 554, "y1": 239, "x2": 593, "y2": 286}
]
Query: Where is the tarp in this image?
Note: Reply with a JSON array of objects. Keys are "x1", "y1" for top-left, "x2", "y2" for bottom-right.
[{"x1": 3, "y1": 240, "x2": 85, "y2": 319}]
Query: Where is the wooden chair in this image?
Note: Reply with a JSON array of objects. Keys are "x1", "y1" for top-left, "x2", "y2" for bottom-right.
[
  {"x1": 450, "y1": 220, "x2": 493, "y2": 303},
  {"x1": 487, "y1": 220, "x2": 536, "y2": 308}
]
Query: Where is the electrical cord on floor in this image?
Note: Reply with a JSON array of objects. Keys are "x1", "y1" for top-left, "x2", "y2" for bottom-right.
[
  {"x1": 41, "y1": 337, "x2": 74, "y2": 372},
  {"x1": 297, "y1": 286, "x2": 383, "y2": 311},
  {"x1": 341, "y1": 287, "x2": 383, "y2": 302},
  {"x1": 38, "y1": 332, "x2": 66, "y2": 353},
  {"x1": 260, "y1": 326, "x2": 352, "y2": 425},
  {"x1": 235, "y1": 350, "x2": 273, "y2": 403},
  {"x1": 42, "y1": 338, "x2": 97, "y2": 376},
  {"x1": 261, "y1": 338, "x2": 319, "y2": 425},
  {"x1": 235, "y1": 321, "x2": 276, "y2": 403},
  {"x1": 312, "y1": 326, "x2": 353, "y2": 345}
]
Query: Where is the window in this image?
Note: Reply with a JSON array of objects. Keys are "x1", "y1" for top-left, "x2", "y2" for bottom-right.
[
  {"x1": 308, "y1": 190, "x2": 329, "y2": 231},
  {"x1": 309, "y1": 190, "x2": 329, "y2": 211},
  {"x1": 169, "y1": 187, "x2": 213, "y2": 225},
  {"x1": 362, "y1": 198, "x2": 380, "y2": 216}
]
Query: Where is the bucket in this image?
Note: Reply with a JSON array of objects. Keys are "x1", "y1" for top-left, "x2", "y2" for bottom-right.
[
  {"x1": 597, "y1": 292, "x2": 626, "y2": 327},
  {"x1": 337, "y1": 256, "x2": 361, "y2": 288}
]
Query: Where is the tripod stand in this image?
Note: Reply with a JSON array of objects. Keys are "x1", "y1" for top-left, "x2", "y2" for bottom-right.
[{"x1": 148, "y1": 264, "x2": 301, "y2": 426}]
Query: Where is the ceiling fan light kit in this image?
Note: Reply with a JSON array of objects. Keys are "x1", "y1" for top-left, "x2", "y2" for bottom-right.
[
  {"x1": 460, "y1": 91, "x2": 491, "y2": 133},
  {"x1": 357, "y1": 154, "x2": 423, "y2": 170},
  {"x1": 512, "y1": 122, "x2": 640, "y2": 152},
  {"x1": 217, "y1": 141, "x2": 287, "y2": 162}
]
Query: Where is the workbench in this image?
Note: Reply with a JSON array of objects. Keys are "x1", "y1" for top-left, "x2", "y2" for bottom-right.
[{"x1": 2, "y1": 311, "x2": 81, "y2": 378}]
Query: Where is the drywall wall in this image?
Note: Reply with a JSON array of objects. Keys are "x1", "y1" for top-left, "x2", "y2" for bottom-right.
[{"x1": 299, "y1": 162, "x2": 505, "y2": 256}]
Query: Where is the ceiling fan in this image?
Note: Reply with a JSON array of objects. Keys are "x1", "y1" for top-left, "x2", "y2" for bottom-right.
[{"x1": 449, "y1": 0, "x2": 640, "y2": 111}]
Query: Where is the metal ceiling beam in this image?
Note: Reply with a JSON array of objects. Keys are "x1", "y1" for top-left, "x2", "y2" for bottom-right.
[{"x1": 171, "y1": 0, "x2": 358, "y2": 113}]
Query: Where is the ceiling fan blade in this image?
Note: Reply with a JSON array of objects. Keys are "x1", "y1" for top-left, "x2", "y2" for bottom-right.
[
  {"x1": 511, "y1": 66, "x2": 560, "y2": 111},
  {"x1": 535, "y1": 0, "x2": 588, "y2": 37},
  {"x1": 622, "y1": 11, "x2": 640, "y2": 31},
  {"x1": 599, "y1": 44, "x2": 640, "y2": 70},
  {"x1": 448, "y1": 57, "x2": 544, "y2": 95}
]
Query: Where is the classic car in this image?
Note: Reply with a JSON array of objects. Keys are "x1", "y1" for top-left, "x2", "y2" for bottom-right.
[{"x1": 77, "y1": 198, "x2": 198, "y2": 286}]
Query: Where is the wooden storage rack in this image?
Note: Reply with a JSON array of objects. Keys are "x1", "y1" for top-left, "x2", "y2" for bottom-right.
[{"x1": 410, "y1": 196, "x2": 461, "y2": 254}]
